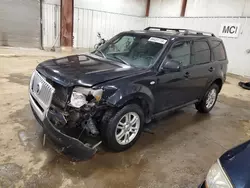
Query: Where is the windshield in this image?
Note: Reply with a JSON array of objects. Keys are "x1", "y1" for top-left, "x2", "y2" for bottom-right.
[{"x1": 94, "y1": 34, "x2": 167, "y2": 68}]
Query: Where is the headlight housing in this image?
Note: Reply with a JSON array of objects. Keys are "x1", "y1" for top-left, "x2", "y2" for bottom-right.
[
  {"x1": 69, "y1": 87, "x2": 103, "y2": 108},
  {"x1": 206, "y1": 160, "x2": 233, "y2": 188}
]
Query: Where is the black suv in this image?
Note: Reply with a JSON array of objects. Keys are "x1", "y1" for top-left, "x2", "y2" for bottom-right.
[{"x1": 29, "y1": 27, "x2": 228, "y2": 160}]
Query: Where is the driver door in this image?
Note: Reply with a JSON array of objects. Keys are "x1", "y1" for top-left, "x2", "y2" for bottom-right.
[{"x1": 153, "y1": 41, "x2": 192, "y2": 113}]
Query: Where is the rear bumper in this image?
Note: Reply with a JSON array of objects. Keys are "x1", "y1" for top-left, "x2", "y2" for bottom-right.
[{"x1": 30, "y1": 94, "x2": 97, "y2": 161}]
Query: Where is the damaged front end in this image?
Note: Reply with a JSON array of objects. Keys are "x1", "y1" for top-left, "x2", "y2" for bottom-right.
[{"x1": 29, "y1": 71, "x2": 109, "y2": 161}]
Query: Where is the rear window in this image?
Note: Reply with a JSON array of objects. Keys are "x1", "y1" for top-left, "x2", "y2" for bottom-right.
[{"x1": 211, "y1": 40, "x2": 226, "y2": 61}]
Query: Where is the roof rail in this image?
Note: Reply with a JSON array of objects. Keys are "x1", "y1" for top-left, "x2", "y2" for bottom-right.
[
  {"x1": 144, "y1": 27, "x2": 215, "y2": 37},
  {"x1": 184, "y1": 29, "x2": 215, "y2": 36},
  {"x1": 144, "y1": 27, "x2": 186, "y2": 32}
]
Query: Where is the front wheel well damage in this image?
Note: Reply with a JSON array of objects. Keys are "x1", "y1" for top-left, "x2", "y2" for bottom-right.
[{"x1": 120, "y1": 98, "x2": 151, "y2": 123}]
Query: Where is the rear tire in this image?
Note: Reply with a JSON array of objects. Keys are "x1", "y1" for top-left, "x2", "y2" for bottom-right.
[
  {"x1": 100, "y1": 104, "x2": 144, "y2": 152},
  {"x1": 195, "y1": 84, "x2": 219, "y2": 113}
]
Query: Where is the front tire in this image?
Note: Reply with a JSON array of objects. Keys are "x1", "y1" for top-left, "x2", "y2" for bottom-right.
[
  {"x1": 101, "y1": 104, "x2": 144, "y2": 152},
  {"x1": 195, "y1": 84, "x2": 219, "y2": 113}
]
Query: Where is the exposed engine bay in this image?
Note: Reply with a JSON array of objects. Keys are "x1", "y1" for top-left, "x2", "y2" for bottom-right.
[{"x1": 46, "y1": 84, "x2": 109, "y2": 149}]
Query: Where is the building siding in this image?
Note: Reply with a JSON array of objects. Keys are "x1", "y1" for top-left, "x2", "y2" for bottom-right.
[{"x1": 0, "y1": 0, "x2": 40, "y2": 48}]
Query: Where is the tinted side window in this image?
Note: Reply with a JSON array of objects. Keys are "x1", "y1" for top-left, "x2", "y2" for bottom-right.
[
  {"x1": 211, "y1": 40, "x2": 226, "y2": 61},
  {"x1": 168, "y1": 41, "x2": 191, "y2": 67},
  {"x1": 191, "y1": 41, "x2": 211, "y2": 65}
]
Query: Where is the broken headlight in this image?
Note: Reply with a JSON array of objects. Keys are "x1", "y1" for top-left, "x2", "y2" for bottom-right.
[
  {"x1": 69, "y1": 87, "x2": 103, "y2": 108},
  {"x1": 70, "y1": 91, "x2": 87, "y2": 108}
]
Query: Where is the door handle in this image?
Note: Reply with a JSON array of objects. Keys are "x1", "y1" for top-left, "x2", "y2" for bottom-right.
[
  {"x1": 184, "y1": 72, "x2": 190, "y2": 78},
  {"x1": 208, "y1": 67, "x2": 215, "y2": 72}
]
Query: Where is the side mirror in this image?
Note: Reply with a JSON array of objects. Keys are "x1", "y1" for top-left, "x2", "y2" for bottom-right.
[{"x1": 161, "y1": 59, "x2": 181, "y2": 72}]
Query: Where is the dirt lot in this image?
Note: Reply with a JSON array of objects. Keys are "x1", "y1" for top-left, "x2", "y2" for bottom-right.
[{"x1": 1, "y1": 50, "x2": 250, "y2": 188}]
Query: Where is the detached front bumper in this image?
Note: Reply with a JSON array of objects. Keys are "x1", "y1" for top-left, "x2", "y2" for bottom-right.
[{"x1": 30, "y1": 94, "x2": 97, "y2": 161}]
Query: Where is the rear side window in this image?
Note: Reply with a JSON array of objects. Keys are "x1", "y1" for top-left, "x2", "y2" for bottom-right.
[
  {"x1": 191, "y1": 41, "x2": 211, "y2": 65},
  {"x1": 211, "y1": 40, "x2": 226, "y2": 61}
]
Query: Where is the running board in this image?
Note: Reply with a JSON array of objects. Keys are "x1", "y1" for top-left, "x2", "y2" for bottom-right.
[
  {"x1": 143, "y1": 100, "x2": 198, "y2": 134},
  {"x1": 152, "y1": 100, "x2": 198, "y2": 119}
]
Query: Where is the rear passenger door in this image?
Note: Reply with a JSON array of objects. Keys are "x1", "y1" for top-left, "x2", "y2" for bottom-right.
[{"x1": 185, "y1": 39, "x2": 214, "y2": 100}]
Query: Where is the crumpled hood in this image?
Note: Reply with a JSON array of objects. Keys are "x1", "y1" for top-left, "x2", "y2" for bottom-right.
[
  {"x1": 220, "y1": 140, "x2": 250, "y2": 188},
  {"x1": 36, "y1": 54, "x2": 142, "y2": 87}
]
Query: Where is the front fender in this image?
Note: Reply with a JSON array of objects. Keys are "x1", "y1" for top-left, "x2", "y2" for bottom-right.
[{"x1": 105, "y1": 83, "x2": 155, "y2": 114}]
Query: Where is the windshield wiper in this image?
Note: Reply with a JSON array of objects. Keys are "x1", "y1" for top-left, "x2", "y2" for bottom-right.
[
  {"x1": 95, "y1": 49, "x2": 106, "y2": 58},
  {"x1": 113, "y1": 55, "x2": 130, "y2": 66}
]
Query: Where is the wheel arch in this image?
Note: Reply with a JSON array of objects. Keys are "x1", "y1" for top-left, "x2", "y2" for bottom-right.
[
  {"x1": 199, "y1": 77, "x2": 224, "y2": 101},
  {"x1": 212, "y1": 78, "x2": 223, "y2": 92},
  {"x1": 119, "y1": 96, "x2": 152, "y2": 123},
  {"x1": 105, "y1": 85, "x2": 155, "y2": 123}
]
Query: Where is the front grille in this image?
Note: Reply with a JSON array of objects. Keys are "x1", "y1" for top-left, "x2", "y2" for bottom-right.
[
  {"x1": 29, "y1": 71, "x2": 55, "y2": 120},
  {"x1": 30, "y1": 71, "x2": 55, "y2": 108},
  {"x1": 44, "y1": 78, "x2": 70, "y2": 109}
]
